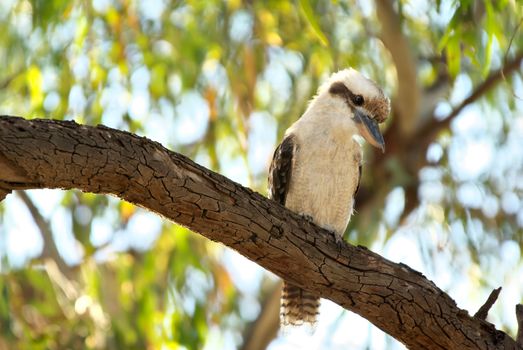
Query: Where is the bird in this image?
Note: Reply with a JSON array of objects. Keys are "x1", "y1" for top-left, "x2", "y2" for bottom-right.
[{"x1": 268, "y1": 68, "x2": 390, "y2": 327}]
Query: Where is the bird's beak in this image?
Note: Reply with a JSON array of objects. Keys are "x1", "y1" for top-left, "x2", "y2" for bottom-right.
[{"x1": 353, "y1": 109, "x2": 385, "y2": 152}]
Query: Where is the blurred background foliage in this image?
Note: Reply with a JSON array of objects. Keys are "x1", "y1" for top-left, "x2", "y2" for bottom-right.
[{"x1": 0, "y1": 0, "x2": 522, "y2": 349}]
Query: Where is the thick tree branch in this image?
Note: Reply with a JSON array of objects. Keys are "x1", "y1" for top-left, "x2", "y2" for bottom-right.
[{"x1": 0, "y1": 115, "x2": 520, "y2": 349}]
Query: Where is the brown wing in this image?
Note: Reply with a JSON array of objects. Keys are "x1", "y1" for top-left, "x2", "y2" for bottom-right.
[
  {"x1": 269, "y1": 134, "x2": 320, "y2": 326},
  {"x1": 268, "y1": 134, "x2": 295, "y2": 205}
]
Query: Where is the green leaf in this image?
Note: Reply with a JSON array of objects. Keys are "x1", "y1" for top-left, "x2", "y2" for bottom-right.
[{"x1": 298, "y1": 0, "x2": 329, "y2": 46}]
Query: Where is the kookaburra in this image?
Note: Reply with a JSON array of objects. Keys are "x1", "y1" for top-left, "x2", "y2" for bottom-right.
[{"x1": 268, "y1": 68, "x2": 390, "y2": 327}]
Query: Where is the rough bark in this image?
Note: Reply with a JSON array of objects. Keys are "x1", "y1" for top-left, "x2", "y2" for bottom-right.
[{"x1": 0, "y1": 115, "x2": 520, "y2": 350}]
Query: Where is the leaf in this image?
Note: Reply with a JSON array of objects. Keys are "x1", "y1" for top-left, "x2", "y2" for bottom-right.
[
  {"x1": 26, "y1": 65, "x2": 43, "y2": 109},
  {"x1": 446, "y1": 31, "x2": 461, "y2": 78},
  {"x1": 298, "y1": 0, "x2": 329, "y2": 46}
]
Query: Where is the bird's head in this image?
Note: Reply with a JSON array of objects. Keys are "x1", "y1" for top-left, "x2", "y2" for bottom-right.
[{"x1": 318, "y1": 68, "x2": 390, "y2": 152}]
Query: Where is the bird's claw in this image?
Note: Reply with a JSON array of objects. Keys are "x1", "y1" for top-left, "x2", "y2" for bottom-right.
[
  {"x1": 333, "y1": 232, "x2": 345, "y2": 250},
  {"x1": 300, "y1": 213, "x2": 314, "y2": 223}
]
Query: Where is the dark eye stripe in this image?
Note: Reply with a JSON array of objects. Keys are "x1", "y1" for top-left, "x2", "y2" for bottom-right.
[{"x1": 329, "y1": 82, "x2": 364, "y2": 106}]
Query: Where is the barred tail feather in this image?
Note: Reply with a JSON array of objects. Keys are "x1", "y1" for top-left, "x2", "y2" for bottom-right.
[{"x1": 280, "y1": 281, "x2": 320, "y2": 326}]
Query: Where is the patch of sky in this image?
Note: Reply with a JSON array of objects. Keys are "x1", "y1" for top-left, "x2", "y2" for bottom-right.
[
  {"x1": 101, "y1": 70, "x2": 130, "y2": 128},
  {"x1": 51, "y1": 207, "x2": 83, "y2": 265},
  {"x1": 138, "y1": 0, "x2": 166, "y2": 21},
  {"x1": 129, "y1": 66, "x2": 151, "y2": 120},
  {"x1": 239, "y1": 295, "x2": 260, "y2": 321},
  {"x1": 44, "y1": 91, "x2": 61, "y2": 112},
  {"x1": 357, "y1": 0, "x2": 375, "y2": 17},
  {"x1": 168, "y1": 73, "x2": 183, "y2": 97},
  {"x1": 448, "y1": 137, "x2": 493, "y2": 181},
  {"x1": 201, "y1": 59, "x2": 229, "y2": 96},
  {"x1": 450, "y1": 105, "x2": 489, "y2": 136},
  {"x1": 172, "y1": 90, "x2": 210, "y2": 145},
  {"x1": 28, "y1": 28, "x2": 44, "y2": 53},
  {"x1": 433, "y1": 101, "x2": 452, "y2": 120},
  {"x1": 153, "y1": 39, "x2": 174, "y2": 57},
  {"x1": 222, "y1": 250, "x2": 265, "y2": 295},
  {"x1": 50, "y1": 20, "x2": 76, "y2": 51},
  {"x1": 419, "y1": 180, "x2": 445, "y2": 204},
  {"x1": 229, "y1": 10, "x2": 253, "y2": 43},
  {"x1": 11, "y1": 1, "x2": 32, "y2": 38},
  {"x1": 456, "y1": 182, "x2": 483, "y2": 209},
  {"x1": 255, "y1": 79, "x2": 271, "y2": 107},
  {"x1": 69, "y1": 84, "x2": 87, "y2": 114},
  {"x1": 383, "y1": 187, "x2": 405, "y2": 227},
  {"x1": 125, "y1": 44, "x2": 145, "y2": 67},
  {"x1": 429, "y1": 0, "x2": 457, "y2": 28},
  {"x1": 247, "y1": 111, "x2": 277, "y2": 175},
  {"x1": 481, "y1": 195, "x2": 499, "y2": 218},
  {"x1": 403, "y1": 0, "x2": 430, "y2": 25},
  {"x1": 426, "y1": 142, "x2": 444, "y2": 163},
  {"x1": 143, "y1": 99, "x2": 175, "y2": 146},
  {"x1": 74, "y1": 205, "x2": 92, "y2": 226},
  {"x1": 90, "y1": 217, "x2": 114, "y2": 248},
  {"x1": 263, "y1": 48, "x2": 300, "y2": 109},
  {"x1": 0, "y1": 0, "x2": 16, "y2": 20},
  {"x1": 170, "y1": 5, "x2": 191, "y2": 29},
  {"x1": 2, "y1": 195, "x2": 43, "y2": 268},
  {"x1": 501, "y1": 192, "x2": 520, "y2": 215},
  {"x1": 72, "y1": 54, "x2": 90, "y2": 80},
  {"x1": 449, "y1": 74, "x2": 473, "y2": 106},
  {"x1": 93, "y1": 0, "x2": 112, "y2": 13},
  {"x1": 42, "y1": 67, "x2": 58, "y2": 92},
  {"x1": 126, "y1": 210, "x2": 163, "y2": 251},
  {"x1": 185, "y1": 266, "x2": 213, "y2": 304}
]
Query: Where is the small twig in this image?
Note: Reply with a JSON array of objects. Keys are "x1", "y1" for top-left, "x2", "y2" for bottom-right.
[
  {"x1": 516, "y1": 304, "x2": 523, "y2": 346},
  {"x1": 502, "y1": 17, "x2": 523, "y2": 101},
  {"x1": 16, "y1": 191, "x2": 74, "y2": 277},
  {"x1": 504, "y1": 17, "x2": 523, "y2": 65},
  {"x1": 474, "y1": 287, "x2": 502, "y2": 320},
  {"x1": 419, "y1": 52, "x2": 523, "y2": 143}
]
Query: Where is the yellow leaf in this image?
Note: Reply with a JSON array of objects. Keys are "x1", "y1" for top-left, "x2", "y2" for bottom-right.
[
  {"x1": 26, "y1": 65, "x2": 43, "y2": 108},
  {"x1": 120, "y1": 201, "x2": 136, "y2": 221}
]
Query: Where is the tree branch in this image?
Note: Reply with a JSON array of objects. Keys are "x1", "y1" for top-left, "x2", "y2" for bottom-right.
[
  {"x1": 355, "y1": 52, "x2": 523, "y2": 226},
  {"x1": 376, "y1": 0, "x2": 420, "y2": 136},
  {"x1": 419, "y1": 52, "x2": 523, "y2": 144},
  {"x1": 16, "y1": 191, "x2": 74, "y2": 278},
  {"x1": 474, "y1": 287, "x2": 502, "y2": 320},
  {"x1": 0, "y1": 188, "x2": 10, "y2": 201},
  {"x1": 240, "y1": 281, "x2": 280, "y2": 350},
  {"x1": 0, "y1": 115, "x2": 520, "y2": 349}
]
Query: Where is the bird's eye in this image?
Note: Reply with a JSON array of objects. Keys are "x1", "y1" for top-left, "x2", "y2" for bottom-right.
[{"x1": 353, "y1": 95, "x2": 364, "y2": 106}]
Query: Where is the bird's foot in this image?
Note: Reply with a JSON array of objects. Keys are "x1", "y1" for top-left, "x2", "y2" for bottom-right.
[
  {"x1": 333, "y1": 232, "x2": 346, "y2": 250},
  {"x1": 299, "y1": 213, "x2": 314, "y2": 223}
]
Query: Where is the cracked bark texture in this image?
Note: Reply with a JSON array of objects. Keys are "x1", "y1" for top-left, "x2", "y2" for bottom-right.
[{"x1": 0, "y1": 115, "x2": 520, "y2": 350}]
